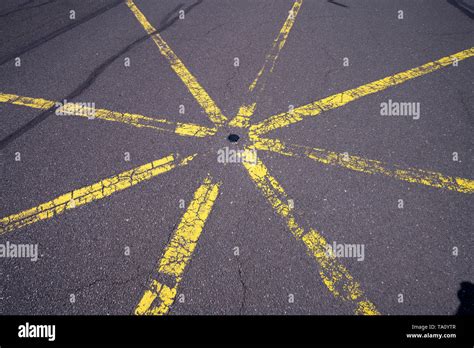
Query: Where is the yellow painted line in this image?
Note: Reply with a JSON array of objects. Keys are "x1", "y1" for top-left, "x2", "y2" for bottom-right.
[
  {"x1": 229, "y1": 102, "x2": 257, "y2": 129},
  {"x1": 0, "y1": 93, "x2": 217, "y2": 138},
  {"x1": 126, "y1": 0, "x2": 227, "y2": 127},
  {"x1": 229, "y1": 0, "x2": 303, "y2": 129},
  {"x1": 252, "y1": 137, "x2": 474, "y2": 194},
  {"x1": 250, "y1": 47, "x2": 474, "y2": 136},
  {"x1": 0, "y1": 153, "x2": 197, "y2": 234},
  {"x1": 242, "y1": 156, "x2": 379, "y2": 315},
  {"x1": 135, "y1": 176, "x2": 220, "y2": 315}
]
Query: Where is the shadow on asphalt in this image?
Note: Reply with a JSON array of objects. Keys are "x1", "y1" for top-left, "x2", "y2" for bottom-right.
[
  {"x1": 456, "y1": 281, "x2": 474, "y2": 315},
  {"x1": 447, "y1": 0, "x2": 474, "y2": 19},
  {"x1": 328, "y1": 0, "x2": 349, "y2": 8}
]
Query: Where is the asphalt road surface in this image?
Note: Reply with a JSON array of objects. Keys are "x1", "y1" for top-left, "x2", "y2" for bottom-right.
[{"x1": 0, "y1": 0, "x2": 473, "y2": 315}]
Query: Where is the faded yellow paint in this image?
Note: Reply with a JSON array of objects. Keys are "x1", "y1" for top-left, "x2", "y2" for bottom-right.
[
  {"x1": 126, "y1": 0, "x2": 227, "y2": 126},
  {"x1": 302, "y1": 230, "x2": 378, "y2": 315},
  {"x1": 135, "y1": 176, "x2": 220, "y2": 315},
  {"x1": 0, "y1": 92, "x2": 217, "y2": 138},
  {"x1": 252, "y1": 137, "x2": 474, "y2": 193},
  {"x1": 229, "y1": 102, "x2": 257, "y2": 128},
  {"x1": 228, "y1": 0, "x2": 303, "y2": 128},
  {"x1": 242, "y1": 157, "x2": 379, "y2": 315},
  {"x1": 0, "y1": 154, "x2": 197, "y2": 234},
  {"x1": 250, "y1": 47, "x2": 474, "y2": 136}
]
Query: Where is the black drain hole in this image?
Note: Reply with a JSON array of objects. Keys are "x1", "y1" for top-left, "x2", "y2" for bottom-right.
[{"x1": 228, "y1": 134, "x2": 240, "y2": 142}]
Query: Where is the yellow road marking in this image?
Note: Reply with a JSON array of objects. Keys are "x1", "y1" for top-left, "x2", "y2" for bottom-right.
[
  {"x1": 250, "y1": 47, "x2": 474, "y2": 137},
  {"x1": 135, "y1": 176, "x2": 220, "y2": 315},
  {"x1": 0, "y1": 154, "x2": 196, "y2": 234},
  {"x1": 126, "y1": 0, "x2": 227, "y2": 126},
  {"x1": 252, "y1": 137, "x2": 474, "y2": 194},
  {"x1": 0, "y1": 93, "x2": 216, "y2": 138},
  {"x1": 242, "y1": 156, "x2": 379, "y2": 315},
  {"x1": 0, "y1": 93, "x2": 55, "y2": 109},
  {"x1": 229, "y1": 0, "x2": 303, "y2": 129}
]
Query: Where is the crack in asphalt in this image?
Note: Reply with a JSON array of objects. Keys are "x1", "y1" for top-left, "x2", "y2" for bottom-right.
[
  {"x1": 224, "y1": 65, "x2": 239, "y2": 102},
  {"x1": 327, "y1": 0, "x2": 349, "y2": 8},
  {"x1": 236, "y1": 255, "x2": 247, "y2": 315},
  {"x1": 64, "y1": 263, "x2": 147, "y2": 312},
  {"x1": 318, "y1": 45, "x2": 343, "y2": 88}
]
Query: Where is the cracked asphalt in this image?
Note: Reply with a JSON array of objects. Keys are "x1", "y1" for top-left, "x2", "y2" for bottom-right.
[{"x1": 0, "y1": 0, "x2": 473, "y2": 315}]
